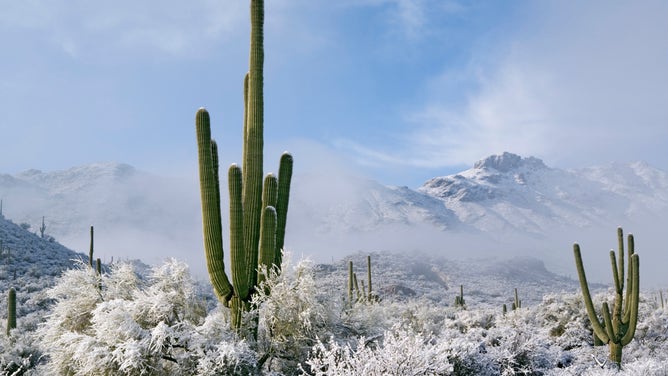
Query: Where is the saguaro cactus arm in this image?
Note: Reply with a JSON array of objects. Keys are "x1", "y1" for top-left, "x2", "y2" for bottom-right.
[
  {"x1": 274, "y1": 152, "x2": 293, "y2": 266},
  {"x1": 228, "y1": 164, "x2": 248, "y2": 300},
  {"x1": 196, "y1": 108, "x2": 233, "y2": 303},
  {"x1": 258, "y1": 206, "x2": 277, "y2": 283},
  {"x1": 573, "y1": 243, "x2": 610, "y2": 343},
  {"x1": 623, "y1": 234, "x2": 635, "y2": 323},
  {"x1": 621, "y1": 253, "x2": 639, "y2": 346}
]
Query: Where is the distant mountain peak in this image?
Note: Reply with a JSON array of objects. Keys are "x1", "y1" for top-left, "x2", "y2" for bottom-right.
[{"x1": 473, "y1": 152, "x2": 546, "y2": 172}]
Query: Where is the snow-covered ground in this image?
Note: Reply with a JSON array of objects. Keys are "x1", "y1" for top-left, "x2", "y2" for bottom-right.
[{"x1": 1, "y1": 213, "x2": 668, "y2": 374}]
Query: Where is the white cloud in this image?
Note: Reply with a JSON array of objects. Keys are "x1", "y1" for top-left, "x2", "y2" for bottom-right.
[
  {"x1": 346, "y1": 0, "x2": 668, "y2": 169},
  {"x1": 0, "y1": 0, "x2": 247, "y2": 58}
]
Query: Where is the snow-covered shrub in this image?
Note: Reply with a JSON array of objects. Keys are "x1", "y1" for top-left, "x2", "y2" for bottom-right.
[
  {"x1": 37, "y1": 259, "x2": 258, "y2": 375},
  {"x1": 189, "y1": 308, "x2": 259, "y2": 375},
  {"x1": 0, "y1": 329, "x2": 42, "y2": 375},
  {"x1": 252, "y1": 254, "x2": 334, "y2": 374},
  {"x1": 302, "y1": 325, "x2": 453, "y2": 376}
]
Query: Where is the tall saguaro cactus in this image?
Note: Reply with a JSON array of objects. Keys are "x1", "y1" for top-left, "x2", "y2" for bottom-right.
[
  {"x1": 195, "y1": 0, "x2": 293, "y2": 332},
  {"x1": 573, "y1": 227, "x2": 639, "y2": 367}
]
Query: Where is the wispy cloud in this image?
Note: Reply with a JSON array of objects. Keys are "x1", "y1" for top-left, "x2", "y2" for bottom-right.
[
  {"x1": 341, "y1": 1, "x2": 668, "y2": 170},
  {"x1": 0, "y1": 1, "x2": 246, "y2": 58}
]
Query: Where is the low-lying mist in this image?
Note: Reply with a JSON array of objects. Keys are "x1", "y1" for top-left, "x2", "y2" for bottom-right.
[{"x1": 2, "y1": 152, "x2": 668, "y2": 289}]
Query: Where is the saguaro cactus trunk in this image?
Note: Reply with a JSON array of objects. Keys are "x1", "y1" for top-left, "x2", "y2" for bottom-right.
[
  {"x1": 573, "y1": 227, "x2": 639, "y2": 367},
  {"x1": 195, "y1": 0, "x2": 293, "y2": 334}
]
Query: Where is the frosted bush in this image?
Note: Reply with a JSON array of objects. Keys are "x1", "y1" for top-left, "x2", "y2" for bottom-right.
[
  {"x1": 190, "y1": 309, "x2": 259, "y2": 376},
  {"x1": 251, "y1": 254, "x2": 334, "y2": 374},
  {"x1": 0, "y1": 328, "x2": 42, "y2": 375},
  {"x1": 302, "y1": 325, "x2": 453, "y2": 376},
  {"x1": 37, "y1": 259, "x2": 257, "y2": 375}
]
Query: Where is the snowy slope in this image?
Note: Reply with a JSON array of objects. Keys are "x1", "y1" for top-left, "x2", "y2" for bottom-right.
[
  {"x1": 0, "y1": 214, "x2": 86, "y2": 332},
  {"x1": 0, "y1": 163, "x2": 202, "y2": 271},
  {"x1": 419, "y1": 152, "x2": 668, "y2": 235},
  {"x1": 290, "y1": 174, "x2": 459, "y2": 233}
]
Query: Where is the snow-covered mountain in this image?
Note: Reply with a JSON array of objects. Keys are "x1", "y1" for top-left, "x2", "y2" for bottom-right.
[
  {"x1": 419, "y1": 152, "x2": 668, "y2": 235},
  {"x1": 1, "y1": 153, "x2": 668, "y2": 282},
  {"x1": 0, "y1": 163, "x2": 203, "y2": 272}
]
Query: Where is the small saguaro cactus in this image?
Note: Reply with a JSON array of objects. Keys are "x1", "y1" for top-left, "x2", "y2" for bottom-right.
[
  {"x1": 512, "y1": 288, "x2": 521, "y2": 310},
  {"x1": 367, "y1": 255, "x2": 373, "y2": 301},
  {"x1": 348, "y1": 260, "x2": 354, "y2": 307},
  {"x1": 7, "y1": 287, "x2": 16, "y2": 335},
  {"x1": 39, "y1": 216, "x2": 46, "y2": 238},
  {"x1": 573, "y1": 227, "x2": 639, "y2": 367},
  {"x1": 89, "y1": 226, "x2": 94, "y2": 268},
  {"x1": 660, "y1": 290, "x2": 665, "y2": 310},
  {"x1": 195, "y1": 0, "x2": 293, "y2": 333},
  {"x1": 454, "y1": 285, "x2": 465, "y2": 307}
]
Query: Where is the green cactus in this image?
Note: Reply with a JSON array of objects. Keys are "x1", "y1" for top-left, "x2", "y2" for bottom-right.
[
  {"x1": 39, "y1": 216, "x2": 46, "y2": 239},
  {"x1": 7, "y1": 287, "x2": 16, "y2": 336},
  {"x1": 502, "y1": 303, "x2": 507, "y2": 315},
  {"x1": 89, "y1": 226, "x2": 94, "y2": 268},
  {"x1": 195, "y1": 0, "x2": 293, "y2": 332},
  {"x1": 573, "y1": 227, "x2": 639, "y2": 367},
  {"x1": 455, "y1": 285, "x2": 465, "y2": 307},
  {"x1": 348, "y1": 260, "x2": 354, "y2": 307},
  {"x1": 660, "y1": 290, "x2": 664, "y2": 310},
  {"x1": 366, "y1": 255, "x2": 373, "y2": 302},
  {"x1": 353, "y1": 272, "x2": 361, "y2": 300},
  {"x1": 513, "y1": 288, "x2": 521, "y2": 310}
]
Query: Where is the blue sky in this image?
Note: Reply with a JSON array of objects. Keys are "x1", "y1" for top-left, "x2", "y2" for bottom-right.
[{"x1": 1, "y1": 1, "x2": 667, "y2": 188}]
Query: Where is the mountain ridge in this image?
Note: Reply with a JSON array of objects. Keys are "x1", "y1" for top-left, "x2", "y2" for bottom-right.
[{"x1": 1, "y1": 153, "x2": 667, "y2": 282}]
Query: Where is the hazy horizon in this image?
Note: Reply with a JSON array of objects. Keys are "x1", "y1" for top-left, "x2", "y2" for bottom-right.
[{"x1": 2, "y1": 154, "x2": 668, "y2": 288}]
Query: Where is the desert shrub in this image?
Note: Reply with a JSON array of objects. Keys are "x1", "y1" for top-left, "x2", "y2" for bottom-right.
[
  {"x1": 302, "y1": 325, "x2": 453, "y2": 376},
  {"x1": 37, "y1": 259, "x2": 257, "y2": 375},
  {"x1": 252, "y1": 255, "x2": 334, "y2": 375},
  {"x1": 0, "y1": 329, "x2": 43, "y2": 375}
]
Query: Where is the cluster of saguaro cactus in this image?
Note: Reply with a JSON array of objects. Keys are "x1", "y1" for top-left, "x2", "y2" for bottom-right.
[
  {"x1": 573, "y1": 227, "x2": 639, "y2": 367},
  {"x1": 6, "y1": 287, "x2": 16, "y2": 335},
  {"x1": 196, "y1": 0, "x2": 293, "y2": 332},
  {"x1": 347, "y1": 256, "x2": 375, "y2": 307}
]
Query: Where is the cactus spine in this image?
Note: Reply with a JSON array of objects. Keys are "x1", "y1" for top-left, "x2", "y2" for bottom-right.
[
  {"x1": 7, "y1": 287, "x2": 16, "y2": 335},
  {"x1": 573, "y1": 227, "x2": 639, "y2": 367},
  {"x1": 195, "y1": 0, "x2": 293, "y2": 332}
]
